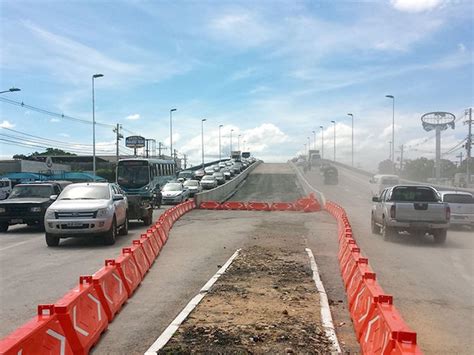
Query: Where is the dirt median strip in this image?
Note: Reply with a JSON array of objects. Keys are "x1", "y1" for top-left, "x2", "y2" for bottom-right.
[{"x1": 157, "y1": 245, "x2": 334, "y2": 354}]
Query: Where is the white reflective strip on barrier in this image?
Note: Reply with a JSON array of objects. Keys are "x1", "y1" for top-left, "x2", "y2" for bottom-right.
[
  {"x1": 112, "y1": 272, "x2": 123, "y2": 295},
  {"x1": 364, "y1": 315, "x2": 380, "y2": 343},
  {"x1": 87, "y1": 293, "x2": 102, "y2": 322},
  {"x1": 102, "y1": 281, "x2": 113, "y2": 304},
  {"x1": 358, "y1": 297, "x2": 372, "y2": 322},
  {"x1": 73, "y1": 305, "x2": 89, "y2": 337},
  {"x1": 46, "y1": 329, "x2": 66, "y2": 355},
  {"x1": 353, "y1": 285, "x2": 366, "y2": 312},
  {"x1": 122, "y1": 264, "x2": 132, "y2": 284},
  {"x1": 17, "y1": 350, "x2": 22, "y2": 355},
  {"x1": 382, "y1": 329, "x2": 390, "y2": 353}
]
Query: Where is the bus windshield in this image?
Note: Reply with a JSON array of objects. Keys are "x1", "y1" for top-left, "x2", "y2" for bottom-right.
[{"x1": 117, "y1": 162, "x2": 150, "y2": 189}]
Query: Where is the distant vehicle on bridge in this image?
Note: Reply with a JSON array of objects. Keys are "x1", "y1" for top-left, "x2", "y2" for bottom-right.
[
  {"x1": 369, "y1": 174, "x2": 400, "y2": 196},
  {"x1": 308, "y1": 149, "x2": 321, "y2": 169},
  {"x1": 241, "y1": 151, "x2": 251, "y2": 159},
  {"x1": 116, "y1": 158, "x2": 176, "y2": 225},
  {"x1": 231, "y1": 150, "x2": 241, "y2": 161}
]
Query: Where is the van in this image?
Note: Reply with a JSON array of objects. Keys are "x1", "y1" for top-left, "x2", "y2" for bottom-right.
[{"x1": 370, "y1": 174, "x2": 400, "y2": 196}]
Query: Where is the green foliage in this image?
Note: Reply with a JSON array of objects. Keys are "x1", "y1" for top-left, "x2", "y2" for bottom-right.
[
  {"x1": 403, "y1": 158, "x2": 434, "y2": 181},
  {"x1": 378, "y1": 159, "x2": 395, "y2": 174},
  {"x1": 12, "y1": 148, "x2": 76, "y2": 160},
  {"x1": 96, "y1": 168, "x2": 115, "y2": 182}
]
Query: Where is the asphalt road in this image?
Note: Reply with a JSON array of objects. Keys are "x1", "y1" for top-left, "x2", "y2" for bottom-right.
[{"x1": 303, "y1": 164, "x2": 474, "y2": 354}]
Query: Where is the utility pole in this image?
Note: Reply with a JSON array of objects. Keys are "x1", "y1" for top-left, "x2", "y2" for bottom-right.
[
  {"x1": 183, "y1": 154, "x2": 187, "y2": 169},
  {"x1": 456, "y1": 152, "x2": 463, "y2": 167},
  {"x1": 465, "y1": 107, "x2": 473, "y2": 184},
  {"x1": 399, "y1": 144, "x2": 404, "y2": 173},
  {"x1": 113, "y1": 124, "x2": 123, "y2": 162},
  {"x1": 158, "y1": 142, "x2": 163, "y2": 158}
]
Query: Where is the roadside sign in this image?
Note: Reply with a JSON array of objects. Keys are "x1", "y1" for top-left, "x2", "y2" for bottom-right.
[{"x1": 126, "y1": 136, "x2": 146, "y2": 148}]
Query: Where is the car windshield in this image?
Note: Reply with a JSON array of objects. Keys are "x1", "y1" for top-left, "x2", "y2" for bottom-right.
[
  {"x1": 59, "y1": 185, "x2": 110, "y2": 200},
  {"x1": 163, "y1": 183, "x2": 182, "y2": 191},
  {"x1": 381, "y1": 178, "x2": 399, "y2": 185},
  {"x1": 117, "y1": 163, "x2": 150, "y2": 189},
  {"x1": 184, "y1": 180, "x2": 198, "y2": 186},
  {"x1": 178, "y1": 171, "x2": 193, "y2": 179},
  {"x1": 443, "y1": 194, "x2": 474, "y2": 204},
  {"x1": 202, "y1": 176, "x2": 214, "y2": 181},
  {"x1": 390, "y1": 187, "x2": 439, "y2": 202},
  {"x1": 8, "y1": 185, "x2": 53, "y2": 199}
]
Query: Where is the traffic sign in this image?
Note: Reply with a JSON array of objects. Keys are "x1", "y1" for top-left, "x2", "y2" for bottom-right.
[{"x1": 125, "y1": 136, "x2": 145, "y2": 148}]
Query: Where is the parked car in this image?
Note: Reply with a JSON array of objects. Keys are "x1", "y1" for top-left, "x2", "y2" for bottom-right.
[
  {"x1": 0, "y1": 181, "x2": 70, "y2": 232},
  {"x1": 194, "y1": 169, "x2": 205, "y2": 180},
  {"x1": 213, "y1": 172, "x2": 226, "y2": 185},
  {"x1": 371, "y1": 185, "x2": 450, "y2": 243},
  {"x1": 161, "y1": 182, "x2": 190, "y2": 204},
  {"x1": 44, "y1": 182, "x2": 128, "y2": 246},
  {"x1": 200, "y1": 175, "x2": 218, "y2": 190},
  {"x1": 204, "y1": 166, "x2": 215, "y2": 175},
  {"x1": 183, "y1": 179, "x2": 202, "y2": 196},
  {"x1": 439, "y1": 191, "x2": 474, "y2": 228}
]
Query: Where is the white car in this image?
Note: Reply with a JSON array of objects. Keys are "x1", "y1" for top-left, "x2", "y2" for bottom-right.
[
  {"x1": 44, "y1": 183, "x2": 128, "y2": 246},
  {"x1": 439, "y1": 191, "x2": 474, "y2": 228},
  {"x1": 161, "y1": 182, "x2": 190, "y2": 204},
  {"x1": 183, "y1": 179, "x2": 202, "y2": 196}
]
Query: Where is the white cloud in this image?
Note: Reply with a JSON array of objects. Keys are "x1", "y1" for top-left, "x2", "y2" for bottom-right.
[
  {"x1": 458, "y1": 43, "x2": 466, "y2": 52},
  {"x1": 50, "y1": 118, "x2": 61, "y2": 123},
  {"x1": 230, "y1": 67, "x2": 257, "y2": 81},
  {"x1": 59, "y1": 133, "x2": 70, "y2": 138},
  {"x1": 0, "y1": 120, "x2": 15, "y2": 129},
  {"x1": 391, "y1": 0, "x2": 446, "y2": 13},
  {"x1": 126, "y1": 113, "x2": 140, "y2": 121}
]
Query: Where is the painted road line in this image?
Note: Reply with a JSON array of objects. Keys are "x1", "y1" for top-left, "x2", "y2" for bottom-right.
[
  {"x1": 306, "y1": 247, "x2": 342, "y2": 353},
  {"x1": 0, "y1": 241, "x2": 29, "y2": 252},
  {"x1": 144, "y1": 248, "x2": 241, "y2": 354}
]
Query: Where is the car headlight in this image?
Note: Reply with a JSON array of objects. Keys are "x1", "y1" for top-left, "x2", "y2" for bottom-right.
[
  {"x1": 0, "y1": 207, "x2": 5, "y2": 213},
  {"x1": 97, "y1": 208, "x2": 111, "y2": 218},
  {"x1": 45, "y1": 209, "x2": 55, "y2": 219},
  {"x1": 30, "y1": 206, "x2": 42, "y2": 213}
]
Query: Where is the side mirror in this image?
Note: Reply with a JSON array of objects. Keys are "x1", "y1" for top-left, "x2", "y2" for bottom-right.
[
  {"x1": 49, "y1": 195, "x2": 58, "y2": 201},
  {"x1": 113, "y1": 194, "x2": 124, "y2": 201},
  {"x1": 372, "y1": 197, "x2": 380, "y2": 202}
]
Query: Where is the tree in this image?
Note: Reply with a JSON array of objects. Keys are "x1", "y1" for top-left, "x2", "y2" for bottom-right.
[
  {"x1": 402, "y1": 158, "x2": 434, "y2": 181},
  {"x1": 378, "y1": 159, "x2": 395, "y2": 174},
  {"x1": 11, "y1": 148, "x2": 76, "y2": 160},
  {"x1": 440, "y1": 159, "x2": 457, "y2": 178}
]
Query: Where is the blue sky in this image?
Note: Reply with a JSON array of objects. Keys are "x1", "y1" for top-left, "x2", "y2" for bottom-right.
[{"x1": 0, "y1": 0, "x2": 472, "y2": 169}]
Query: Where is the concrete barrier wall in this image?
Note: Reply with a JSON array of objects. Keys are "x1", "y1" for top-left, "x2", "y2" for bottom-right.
[
  {"x1": 289, "y1": 162, "x2": 326, "y2": 206},
  {"x1": 195, "y1": 161, "x2": 261, "y2": 205}
]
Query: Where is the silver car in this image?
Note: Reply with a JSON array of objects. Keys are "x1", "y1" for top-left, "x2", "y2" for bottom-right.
[
  {"x1": 44, "y1": 183, "x2": 128, "y2": 246},
  {"x1": 200, "y1": 175, "x2": 218, "y2": 190},
  {"x1": 161, "y1": 182, "x2": 190, "y2": 204},
  {"x1": 183, "y1": 179, "x2": 202, "y2": 196},
  {"x1": 439, "y1": 191, "x2": 474, "y2": 228}
]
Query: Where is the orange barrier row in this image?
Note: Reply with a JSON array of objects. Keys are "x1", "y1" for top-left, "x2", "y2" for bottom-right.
[
  {"x1": 325, "y1": 201, "x2": 422, "y2": 354},
  {"x1": 199, "y1": 193, "x2": 321, "y2": 212},
  {"x1": 0, "y1": 199, "x2": 197, "y2": 355}
]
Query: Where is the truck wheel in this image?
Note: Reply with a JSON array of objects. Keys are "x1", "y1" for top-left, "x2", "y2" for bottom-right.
[
  {"x1": 0, "y1": 223, "x2": 8, "y2": 232},
  {"x1": 433, "y1": 229, "x2": 447, "y2": 244},
  {"x1": 103, "y1": 218, "x2": 117, "y2": 245},
  {"x1": 371, "y1": 214, "x2": 379, "y2": 234},
  {"x1": 119, "y1": 214, "x2": 129, "y2": 236},
  {"x1": 45, "y1": 233, "x2": 60, "y2": 247},
  {"x1": 382, "y1": 220, "x2": 395, "y2": 241}
]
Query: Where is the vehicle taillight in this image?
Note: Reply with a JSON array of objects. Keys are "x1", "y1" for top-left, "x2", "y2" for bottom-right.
[
  {"x1": 390, "y1": 205, "x2": 396, "y2": 219},
  {"x1": 446, "y1": 206, "x2": 451, "y2": 220}
]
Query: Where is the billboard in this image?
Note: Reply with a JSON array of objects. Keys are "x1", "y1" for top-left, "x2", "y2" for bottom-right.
[{"x1": 125, "y1": 135, "x2": 146, "y2": 148}]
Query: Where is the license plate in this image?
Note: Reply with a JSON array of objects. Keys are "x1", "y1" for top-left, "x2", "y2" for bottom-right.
[
  {"x1": 67, "y1": 221, "x2": 83, "y2": 227},
  {"x1": 11, "y1": 219, "x2": 23, "y2": 224}
]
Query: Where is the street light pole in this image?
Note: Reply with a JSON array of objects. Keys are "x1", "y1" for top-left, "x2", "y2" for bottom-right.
[
  {"x1": 385, "y1": 95, "x2": 395, "y2": 164},
  {"x1": 201, "y1": 119, "x2": 207, "y2": 169},
  {"x1": 230, "y1": 129, "x2": 234, "y2": 153},
  {"x1": 312, "y1": 130, "x2": 316, "y2": 150},
  {"x1": 307, "y1": 137, "x2": 310, "y2": 155},
  {"x1": 92, "y1": 74, "x2": 104, "y2": 180},
  {"x1": 169, "y1": 108, "x2": 177, "y2": 160},
  {"x1": 218, "y1": 124, "x2": 223, "y2": 161},
  {"x1": 347, "y1": 113, "x2": 354, "y2": 166},
  {"x1": 238, "y1": 134, "x2": 241, "y2": 151},
  {"x1": 320, "y1": 126, "x2": 324, "y2": 160},
  {"x1": 0, "y1": 87, "x2": 21, "y2": 94},
  {"x1": 331, "y1": 120, "x2": 336, "y2": 162}
]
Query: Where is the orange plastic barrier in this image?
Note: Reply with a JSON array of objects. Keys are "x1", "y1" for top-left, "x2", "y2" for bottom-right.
[
  {"x1": 92, "y1": 260, "x2": 128, "y2": 322},
  {"x1": 199, "y1": 201, "x2": 221, "y2": 209},
  {"x1": 0, "y1": 305, "x2": 73, "y2": 355},
  {"x1": 115, "y1": 248, "x2": 142, "y2": 297},
  {"x1": 54, "y1": 276, "x2": 108, "y2": 354},
  {"x1": 142, "y1": 232, "x2": 159, "y2": 259},
  {"x1": 131, "y1": 240, "x2": 153, "y2": 273},
  {"x1": 247, "y1": 201, "x2": 271, "y2": 211},
  {"x1": 147, "y1": 228, "x2": 162, "y2": 255},
  {"x1": 155, "y1": 224, "x2": 168, "y2": 246},
  {"x1": 270, "y1": 202, "x2": 295, "y2": 211},
  {"x1": 221, "y1": 201, "x2": 248, "y2": 210}
]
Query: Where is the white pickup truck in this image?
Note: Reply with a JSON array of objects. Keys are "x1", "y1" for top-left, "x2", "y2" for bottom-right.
[{"x1": 371, "y1": 185, "x2": 450, "y2": 244}]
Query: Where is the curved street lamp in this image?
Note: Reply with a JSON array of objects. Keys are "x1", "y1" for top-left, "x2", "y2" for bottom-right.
[
  {"x1": 320, "y1": 126, "x2": 324, "y2": 160},
  {"x1": 0, "y1": 87, "x2": 21, "y2": 94},
  {"x1": 385, "y1": 95, "x2": 395, "y2": 164},
  {"x1": 331, "y1": 120, "x2": 336, "y2": 162},
  {"x1": 201, "y1": 119, "x2": 207, "y2": 169},
  {"x1": 347, "y1": 113, "x2": 354, "y2": 166},
  {"x1": 170, "y1": 108, "x2": 177, "y2": 161}
]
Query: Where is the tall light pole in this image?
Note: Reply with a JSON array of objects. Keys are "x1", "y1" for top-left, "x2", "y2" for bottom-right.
[
  {"x1": 92, "y1": 73, "x2": 104, "y2": 179},
  {"x1": 201, "y1": 119, "x2": 207, "y2": 169},
  {"x1": 243, "y1": 140, "x2": 246, "y2": 151},
  {"x1": 238, "y1": 134, "x2": 241, "y2": 151},
  {"x1": 307, "y1": 137, "x2": 310, "y2": 155},
  {"x1": 169, "y1": 108, "x2": 177, "y2": 160},
  {"x1": 230, "y1": 129, "x2": 234, "y2": 153},
  {"x1": 385, "y1": 95, "x2": 395, "y2": 164},
  {"x1": 331, "y1": 120, "x2": 336, "y2": 162},
  {"x1": 347, "y1": 113, "x2": 354, "y2": 166},
  {"x1": 320, "y1": 126, "x2": 324, "y2": 160},
  {"x1": 218, "y1": 124, "x2": 223, "y2": 161},
  {"x1": 0, "y1": 87, "x2": 21, "y2": 94},
  {"x1": 312, "y1": 130, "x2": 316, "y2": 149}
]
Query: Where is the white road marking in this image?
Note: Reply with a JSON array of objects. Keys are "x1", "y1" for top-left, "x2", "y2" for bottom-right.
[
  {"x1": 306, "y1": 248, "x2": 342, "y2": 353},
  {"x1": 144, "y1": 249, "x2": 241, "y2": 355},
  {"x1": 0, "y1": 241, "x2": 29, "y2": 252}
]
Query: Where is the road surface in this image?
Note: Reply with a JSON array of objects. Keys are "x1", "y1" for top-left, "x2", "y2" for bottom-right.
[{"x1": 303, "y1": 163, "x2": 474, "y2": 354}]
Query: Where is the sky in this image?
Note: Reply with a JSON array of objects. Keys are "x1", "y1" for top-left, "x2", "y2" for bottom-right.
[{"x1": 0, "y1": 0, "x2": 473, "y2": 170}]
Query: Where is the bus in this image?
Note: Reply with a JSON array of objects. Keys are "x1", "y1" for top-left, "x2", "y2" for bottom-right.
[{"x1": 116, "y1": 158, "x2": 176, "y2": 224}]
